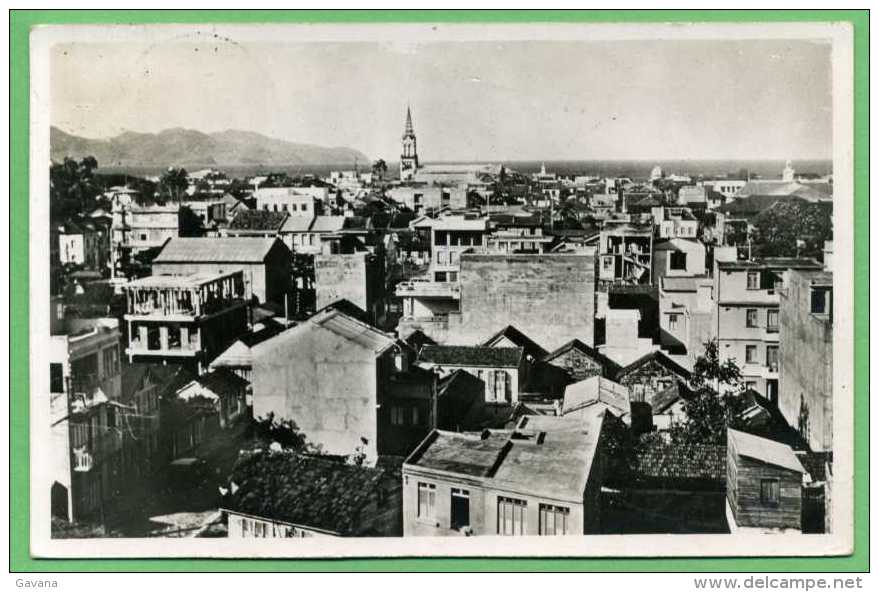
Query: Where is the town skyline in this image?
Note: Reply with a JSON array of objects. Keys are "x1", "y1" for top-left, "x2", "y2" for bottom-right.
[{"x1": 51, "y1": 38, "x2": 832, "y2": 162}]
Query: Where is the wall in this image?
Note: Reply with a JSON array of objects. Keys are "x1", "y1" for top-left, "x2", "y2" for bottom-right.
[
  {"x1": 251, "y1": 325, "x2": 380, "y2": 461},
  {"x1": 456, "y1": 252, "x2": 596, "y2": 350},
  {"x1": 315, "y1": 253, "x2": 380, "y2": 319},
  {"x1": 727, "y1": 449, "x2": 802, "y2": 531},
  {"x1": 402, "y1": 470, "x2": 586, "y2": 537},
  {"x1": 778, "y1": 272, "x2": 833, "y2": 452}
]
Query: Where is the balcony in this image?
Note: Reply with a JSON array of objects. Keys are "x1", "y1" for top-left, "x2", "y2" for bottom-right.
[
  {"x1": 396, "y1": 279, "x2": 461, "y2": 300},
  {"x1": 127, "y1": 337, "x2": 200, "y2": 357}
]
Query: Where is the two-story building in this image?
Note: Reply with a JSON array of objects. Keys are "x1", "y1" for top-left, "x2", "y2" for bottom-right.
[
  {"x1": 486, "y1": 213, "x2": 553, "y2": 254},
  {"x1": 714, "y1": 258, "x2": 823, "y2": 401},
  {"x1": 598, "y1": 217, "x2": 653, "y2": 288},
  {"x1": 402, "y1": 411, "x2": 611, "y2": 536},
  {"x1": 253, "y1": 186, "x2": 327, "y2": 216}
]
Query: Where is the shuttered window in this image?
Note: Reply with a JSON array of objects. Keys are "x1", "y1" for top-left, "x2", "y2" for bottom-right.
[
  {"x1": 539, "y1": 504, "x2": 570, "y2": 535},
  {"x1": 497, "y1": 497, "x2": 527, "y2": 535}
]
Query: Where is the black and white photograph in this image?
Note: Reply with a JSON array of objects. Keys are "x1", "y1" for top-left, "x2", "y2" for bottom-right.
[{"x1": 29, "y1": 21, "x2": 854, "y2": 558}]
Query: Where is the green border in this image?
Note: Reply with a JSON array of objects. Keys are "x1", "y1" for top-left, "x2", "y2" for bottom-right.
[{"x1": 9, "y1": 9, "x2": 869, "y2": 573}]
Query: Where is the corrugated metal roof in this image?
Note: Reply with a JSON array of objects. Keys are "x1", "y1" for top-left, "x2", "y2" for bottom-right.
[
  {"x1": 153, "y1": 237, "x2": 280, "y2": 263},
  {"x1": 311, "y1": 310, "x2": 396, "y2": 353},
  {"x1": 728, "y1": 428, "x2": 806, "y2": 474}
]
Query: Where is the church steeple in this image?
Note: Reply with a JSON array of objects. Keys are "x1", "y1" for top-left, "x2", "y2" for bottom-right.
[
  {"x1": 403, "y1": 105, "x2": 415, "y2": 139},
  {"x1": 400, "y1": 105, "x2": 419, "y2": 181}
]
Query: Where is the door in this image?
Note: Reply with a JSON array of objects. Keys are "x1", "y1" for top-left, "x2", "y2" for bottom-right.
[{"x1": 451, "y1": 489, "x2": 470, "y2": 530}]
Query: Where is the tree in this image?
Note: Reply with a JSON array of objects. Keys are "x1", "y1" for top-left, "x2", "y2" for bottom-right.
[
  {"x1": 178, "y1": 205, "x2": 204, "y2": 237},
  {"x1": 50, "y1": 156, "x2": 101, "y2": 221},
  {"x1": 159, "y1": 167, "x2": 189, "y2": 202},
  {"x1": 668, "y1": 340, "x2": 748, "y2": 446},
  {"x1": 371, "y1": 158, "x2": 388, "y2": 181},
  {"x1": 750, "y1": 200, "x2": 833, "y2": 260}
]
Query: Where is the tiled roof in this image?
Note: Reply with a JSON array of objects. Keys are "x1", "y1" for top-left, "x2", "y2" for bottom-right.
[
  {"x1": 632, "y1": 440, "x2": 726, "y2": 484},
  {"x1": 154, "y1": 237, "x2": 281, "y2": 263},
  {"x1": 229, "y1": 210, "x2": 288, "y2": 231},
  {"x1": 195, "y1": 368, "x2": 250, "y2": 397},
  {"x1": 223, "y1": 451, "x2": 389, "y2": 534},
  {"x1": 728, "y1": 429, "x2": 805, "y2": 474},
  {"x1": 418, "y1": 345, "x2": 524, "y2": 368}
]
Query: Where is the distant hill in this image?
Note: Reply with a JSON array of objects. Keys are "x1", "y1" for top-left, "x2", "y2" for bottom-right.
[{"x1": 50, "y1": 127, "x2": 370, "y2": 168}]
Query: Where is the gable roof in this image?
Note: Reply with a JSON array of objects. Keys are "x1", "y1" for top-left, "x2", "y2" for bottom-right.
[
  {"x1": 481, "y1": 325, "x2": 548, "y2": 359},
  {"x1": 229, "y1": 209, "x2": 288, "y2": 231},
  {"x1": 542, "y1": 338, "x2": 621, "y2": 376},
  {"x1": 222, "y1": 451, "x2": 390, "y2": 535},
  {"x1": 418, "y1": 345, "x2": 524, "y2": 369},
  {"x1": 310, "y1": 215, "x2": 348, "y2": 233},
  {"x1": 728, "y1": 428, "x2": 806, "y2": 474},
  {"x1": 153, "y1": 237, "x2": 283, "y2": 264},
  {"x1": 562, "y1": 376, "x2": 631, "y2": 419},
  {"x1": 615, "y1": 350, "x2": 692, "y2": 383}
]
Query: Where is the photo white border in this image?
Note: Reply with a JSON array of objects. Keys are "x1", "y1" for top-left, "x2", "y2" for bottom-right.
[{"x1": 28, "y1": 20, "x2": 855, "y2": 559}]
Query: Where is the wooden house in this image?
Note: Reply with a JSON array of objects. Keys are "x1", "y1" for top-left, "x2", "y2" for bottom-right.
[{"x1": 726, "y1": 428, "x2": 807, "y2": 532}]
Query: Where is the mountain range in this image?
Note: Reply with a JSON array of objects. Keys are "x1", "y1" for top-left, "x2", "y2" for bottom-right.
[{"x1": 50, "y1": 127, "x2": 370, "y2": 168}]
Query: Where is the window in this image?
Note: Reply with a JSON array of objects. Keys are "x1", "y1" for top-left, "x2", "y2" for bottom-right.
[
  {"x1": 497, "y1": 497, "x2": 527, "y2": 535},
  {"x1": 766, "y1": 309, "x2": 779, "y2": 333},
  {"x1": 390, "y1": 406, "x2": 405, "y2": 426},
  {"x1": 811, "y1": 287, "x2": 831, "y2": 314},
  {"x1": 669, "y1": 251, "x2": 687, "y2": 271},
  {"x1": 747, "y1": 271, "x2": 760, "y2": 290},
  {"x1": 745, "y1": 309, "x2": 759, "y2": 328},
  {"x1": 437, "y1": 251, "x2": 447, "y2": 265},
  {"x1": 766, "y1": 346, "x2": 779, "y2": 371},
  {"x1": 745, "y1": 381, "x2": 757, "y2": 391},
  {"x1": 50, "y1": 363, "x2": 64, "y2": 393},
  {"x1": 760, "y1": 479, "x2": 780, "y2": 506},
  {"x1": 417, "y1": 483, "x2": 436, "y2": 521},
  {"x1": 434, "y1": 272, "x2": 447, "y2": 282},
  {"x1": 411, "y1": 406, "x2": 421, "y2": 426},
  {"x1": 539, "y1": 504, "x2": 570, "y2": 535},
  {"x1": 668, "y1": 313, "x2": 681, "y2": 331},
  {"x1": 301, "y1": 203, "x2": 308, "y2": 212},
  {"x1": 745, "y1": 345, "x2": 758, "y2": 364},
  {"x1": 448, "y1": 271, "x2": 458, "y2": 283},
  {"x1": 106, "y1": 405, "x2": 116, "y2": 429},
  {"x1": 492, "y1": 370, "x2": 510, "y2": 402},
  {"x1": 472, "y1": 234, "x2": 482, "y2": 246},
  {"x1": 451, "y1": 488, "x2": 470, "y2": 530},
  {"x1": 601, "y1": 256, "x2": 614, "y2": 271},
  {"x1": 434, "y1": 231, "x2": 448, "y2": 247}
]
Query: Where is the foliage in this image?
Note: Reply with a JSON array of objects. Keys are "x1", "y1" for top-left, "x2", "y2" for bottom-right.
[
  {"x1": 159, "y1": 167, "x2": 189, "y2": 201},
  {"x1": 372, "y1": 158, "x2": 388, "y2": 180},
  {"x1": 347, "y1": 437, "x2": 370, "y2": 466},
  {"x1": 668, "y1": 340, "x2": 747, "y2": 446},
  {"x1": 245, "y1": 412, "x2": 315, "y2": 453},
  {"x1": 50, "y1": 156, "x2": 101, "y2": 221},
  {"x1": 750, "y1": 200, "x2": 833, "y2": 260},
  {"x1": 178, "y1": 205, "x2": 204, "y2": 237}
]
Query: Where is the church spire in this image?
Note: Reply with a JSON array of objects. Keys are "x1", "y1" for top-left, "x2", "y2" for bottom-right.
[{"x1": 403, "y1": 105, "x2": 415, "y2": 138}]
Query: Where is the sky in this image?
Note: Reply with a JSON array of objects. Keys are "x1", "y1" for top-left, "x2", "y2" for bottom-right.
[{"x1": 51, "y1": 36, "x2": 833, "y2": 162}]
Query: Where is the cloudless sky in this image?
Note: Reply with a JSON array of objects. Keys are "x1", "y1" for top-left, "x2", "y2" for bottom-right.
[{"x1": 51, "y1": 37, "x2": 832, "y2": 161}]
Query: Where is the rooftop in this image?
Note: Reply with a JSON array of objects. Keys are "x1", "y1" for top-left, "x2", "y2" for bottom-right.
[
  {"x1": 562, "y1": 376, "x2": 631, "y2": 419},
  {"x1": 153, "y1": 237, "x2": 283, "y2": 263},
  {"x1": 405, "y1": 412, "x2": 606, "y2": 502},
  {"x1": 481, "y1": 325, "x2": 548, "y2": 359},
  {"x1": 728, "y1": 428, "x2": 806, "y2": 474},
  {"x1": 124, "y1": 269, "x2": 243, "y2": 290},
  {"x1": 222, "y1": 451, "x2": 391, "y2": 535},
  {"x1": 418, "y1": 345, "x2": 524, "y2": 368},
  {"x1": 716, "y1": 257, "x2": 822, "y2": 272},
  {"x1": 228, "y1": 210, "x2": 288, "y2": 231}
]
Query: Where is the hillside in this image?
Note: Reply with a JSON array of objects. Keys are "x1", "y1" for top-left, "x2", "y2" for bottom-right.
[{"x1": 50, "y1": 127, "x2": 369, "y2": 168}]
